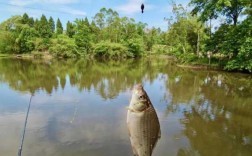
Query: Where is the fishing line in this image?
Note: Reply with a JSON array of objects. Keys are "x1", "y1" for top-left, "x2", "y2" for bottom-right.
[
  {"x1": 17, "y1": 95, "x2": 33, "y2": 156},
  {"x1": 70, "y1": 100, "x2": 79, "y2": 124}
]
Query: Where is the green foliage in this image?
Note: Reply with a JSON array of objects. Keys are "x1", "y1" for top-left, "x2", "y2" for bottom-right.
[
  {"x1": 145, "y1": 28, "x2": 161, "y2": 51},
  {"x1": 37, "y1": 14, "x2": 52, "y2": 38},
  {"x1": 190, "y1": 0, "x2": 245, "y2": 25},
  {"x1": 164, "y1": 4, "x2": 207, "y2": 57},
  {"x1": 93, "y1": 41, "x2": 131, "y2": 58},
  {"x1": 34, "y1": 38, "x2": 50, "y2": 52},
  {"x1": 125, "y1": 38, "x2": 144, "y2": 57},
  {"x1": 74, "y1": 19, "x2": 92, "y2": 54},
  {"x1": 0, "y1": 16, "x2": 23, "y2": 53},
  {"x1": 21, "y1": 13, "x2": 29, "y2": 24},
  {"x1": 16, "y1": 26, "x2": 36, "y2": 53},
  {"x1": 48, "y1": 17, "x2": 55, "y2": 35},
  {"x1": 0, "y1": 9, "x2": 152, "y2": 57},
  {"x1": 225, "y1": 37, "x2": 252, "y2": 72},
  {"x1": 0, "y1": 6, "x2": 251, "y2": 73},
  {"x1": 178, "y1": 53, "x2": 199, "y2": 63},
  {"x1": 49, "y1": 34, "x2": 79, "y2": 58},
  {"x1": 66, "y1": 21, "x2": 75, "y2": 38},
  {"x1": 206, "y1": 24, "x2": 236, "y2": 55},
  {"x1": 166, "y1": 20, "x2": 187, "y2": 54},
  {"x1": 56, "y1": 18, "x2": 63, "y2": 35},
  {"x1": 206, "y1": 15, "x2": 252, "y2": 72},
  {"x1": 152, "y1": 45, "x2": 170, "y2": 54},
  {"x1": 0, "y1": 30, "x2": 17, "y2": 53},
  {"x1": 188, "y1": 0, "x2": 251, "y2": 71}
]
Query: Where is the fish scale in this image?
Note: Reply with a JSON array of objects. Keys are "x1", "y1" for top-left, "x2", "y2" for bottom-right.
[{"x1": 127, "y1": 84, "x2": 160, "y2": 156}]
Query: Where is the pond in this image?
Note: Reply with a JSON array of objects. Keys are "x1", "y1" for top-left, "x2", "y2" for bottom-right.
[{"x1": 0, "y1": 57, "x2": 252, "y2": 156}]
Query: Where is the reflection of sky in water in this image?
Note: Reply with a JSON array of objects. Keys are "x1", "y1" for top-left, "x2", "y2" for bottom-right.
[
  {"x1": 0, "y1": 71, "x2": 190, "y2": 156},
  {"x1": 0, "y1": 59, "x2": 252, "y2": 156},
  {"x1": 0, "y1": 80, "x2": 132, "y2": 156}
]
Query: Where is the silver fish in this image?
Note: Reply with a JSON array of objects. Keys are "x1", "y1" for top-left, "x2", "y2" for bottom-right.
[{"x1": 127, "y1": 84, "x2": 161, "y2": 156}]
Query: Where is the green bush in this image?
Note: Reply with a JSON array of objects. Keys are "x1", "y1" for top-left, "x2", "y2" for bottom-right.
[
  {"x1": 152, "y1": 44, "x2": 171, "y2": 54},
  {"x1": 225, "y1": 37, "x2": 252, "y2": 72},
  {"x1": 17, "y1": 26, "x2": 36, "y2": 53},
  {"x1": 0, "y1": 31, "x2": 17, "y2": 53},
  {"x1": 178, "y1": 53, "x2": 198, "y2": 63},
  {"x1": 49, "y1": 34, "x2": 79, "y2": 58},
  {"x1": 93, "y1": 41, "x2": 132, "y2": 58},
  {"x1": 34, "y1": 38, "x2": 51, "y2": 52},
  {"x1": 125, "y1": 38, "x2": 144, "y2": 57}
]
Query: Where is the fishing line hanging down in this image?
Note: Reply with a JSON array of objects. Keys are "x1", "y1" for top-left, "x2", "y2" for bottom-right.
[{"x1": 17, "y1": 95, "x2": 33, "y2": 156}]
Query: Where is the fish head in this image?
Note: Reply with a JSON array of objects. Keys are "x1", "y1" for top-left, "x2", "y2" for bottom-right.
[{"x1": 129, "y1": 84, "x2": 150, "y2": 112}]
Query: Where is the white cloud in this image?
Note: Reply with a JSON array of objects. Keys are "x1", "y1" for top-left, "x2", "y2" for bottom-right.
[
  {"x1": 59, "y1": 7, "x2": 86, "y2": 16},
  {"x1": 42, "y1": 0, "x2": 79, "y2": 4},
  {"x1": 9, "y1": 0, "x2": 79, "y2": 6},
  {"x1": 3, "y1": 5, "x2": 43, "y2": 18},
  {"x1": 116, "y1": 0, "x2": 155, "y2": 15},
  {"x1": 7, "y1": 0, "x2": 86, "y2": 16},
  {"x1": 9, "y1": 0, "x2": 34, "y2": 6}
]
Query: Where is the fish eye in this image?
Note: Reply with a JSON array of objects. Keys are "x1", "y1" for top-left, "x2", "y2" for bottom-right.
[{"x1": 139, "y1": 95, "x2": 143, "y2": 99}]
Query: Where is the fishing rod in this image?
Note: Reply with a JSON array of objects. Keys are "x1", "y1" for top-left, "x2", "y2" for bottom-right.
[{"x1": 17, "y1": 95, "x2": 33, "y2": 156}]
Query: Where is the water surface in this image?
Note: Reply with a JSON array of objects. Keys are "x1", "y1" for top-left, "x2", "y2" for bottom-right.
[{"x1": 0, "y1": 58, "x2": 252, "y2": 156}]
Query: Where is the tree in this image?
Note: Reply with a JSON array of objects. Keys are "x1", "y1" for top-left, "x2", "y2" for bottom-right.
[
  {"x1": 34, "y1": 19, "x2": 39, "y2": 30},
  {"x1": 145, "y1": 27, "x2": 161, "y2": 51},
  {"x1": 74, "y1": 19, "x2": 91, "y2": 54},
  {"x1": 223, "y1": 15, "x2": 252, "y2": 72},
  {"x1": 89, "y1": 20, "x2": 99, "y2": 42},
  {"x1": 66, "y1": 21, "x2": 75, "y2": 38},
  {"x1": 21, "y1": 13, "x2": 34, "y2": 27},
  {"x1": 17, "y1": 26, "x2": 36, "y2": 53},
  {"x1": 93, "y1": 8, "x2": 106, "y2": 29},
  {"x1": 163, "y1": 2, "x2": 207, "y2": 61},
  {"x1": 21, "y1": 13, "x2": 29, "y2": 24},
  {"x1": 49, "y1": 34, "x2": 79, "y2": 58},
  {"x1": 37, "y1": 14, "x2": 51, "y2": 38},
  {"x1": 190, "y1": 0, "x2": 246, "y2": 26},
  {"x1": 84, "y1": 17, "x2": 90, "y2": 27},
  {"x1": 48, "y1": 17, "x2": 55, "y2": 35},
  {"x1": 56, "y1": 18, "x2": 63, "y2": 34}
]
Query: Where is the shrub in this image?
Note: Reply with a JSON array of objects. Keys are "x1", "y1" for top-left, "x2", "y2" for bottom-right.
[
  {"x1": 124, "y1": 38, "x2": 144, "y2": 57},
  {"x1": 152, "y1": 44, "x2": 171, "y2": 54},
  {"x1": 93, "y1": 41, "x2": 132, "y2": 58},
  {"x1": 49, "y1": 34, "x2": 79, "y2": 58}
]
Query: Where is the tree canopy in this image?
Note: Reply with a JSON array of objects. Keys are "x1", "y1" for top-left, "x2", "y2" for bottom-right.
[{"x1": 0, "y1": 2, "x2": 251, "y2": 72}]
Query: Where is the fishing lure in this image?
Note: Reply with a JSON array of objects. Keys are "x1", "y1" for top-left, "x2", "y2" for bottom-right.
[{"x1": 141, "y1": 3, "x2": 144, "y2": 13}]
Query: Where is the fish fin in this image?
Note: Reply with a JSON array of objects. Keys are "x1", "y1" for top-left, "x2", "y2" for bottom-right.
[
  {"x1": 127, "y1": 123, "x2": 131, "y2": 137},
  {"x1": 131, "y1": 144, "x2": 139, "y2": 156},
  {"x1": 126, "y1": 106, "x2": 135, "y2": 112},
  {"x1": 158, "y1": 128, "x2": 161, "y2": 139}
]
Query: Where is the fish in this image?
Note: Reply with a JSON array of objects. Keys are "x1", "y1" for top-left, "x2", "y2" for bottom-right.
[{"x1": 127, "y1": 84, "x2": 161, "y2": 156}]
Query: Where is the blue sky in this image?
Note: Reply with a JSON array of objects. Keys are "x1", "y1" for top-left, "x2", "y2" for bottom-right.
[{"x1": 0, "y1": 0, "x2": 191, "y2": 31}]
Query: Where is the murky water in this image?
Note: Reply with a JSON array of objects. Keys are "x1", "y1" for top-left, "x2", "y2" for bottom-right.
[{"x1": 0, "y1": 57, "x2": 251, "y2": 156}]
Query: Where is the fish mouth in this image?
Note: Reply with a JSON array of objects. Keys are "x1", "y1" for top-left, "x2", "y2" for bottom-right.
[{"x1": 139, "y1": 99, "x2": 147, "y2": 102}]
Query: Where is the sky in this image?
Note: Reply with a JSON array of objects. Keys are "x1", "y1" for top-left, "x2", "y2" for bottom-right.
[{"x1": 0, "y1": 0, "x2": 191, "y2": 31}]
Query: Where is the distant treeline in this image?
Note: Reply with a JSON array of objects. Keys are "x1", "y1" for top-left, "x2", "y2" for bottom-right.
[
  {"x1": 0, "y1": 8, "x2": 164, "y2": 59},
  {"x1": 0, "y1": 0, "x2": 251, "y2": 72}
]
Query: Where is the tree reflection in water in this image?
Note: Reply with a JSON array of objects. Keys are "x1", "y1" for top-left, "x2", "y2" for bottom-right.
[
  {"x1": 165, "y1": 70, "x2": 252, "y2": 156},
  {"x1": 0, "y1": 58, "x2": 251, "y2": 155},
  {"x1": 0, "y1": 57, "x2": 171, "y2": 99}
]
